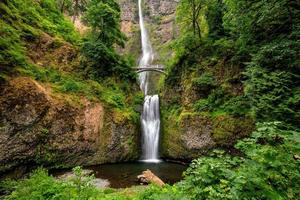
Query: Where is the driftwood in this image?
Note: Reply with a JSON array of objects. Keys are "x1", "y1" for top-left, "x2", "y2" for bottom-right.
[{"x1": 137, "y1": 169, "x2": 165, "y2": 187}]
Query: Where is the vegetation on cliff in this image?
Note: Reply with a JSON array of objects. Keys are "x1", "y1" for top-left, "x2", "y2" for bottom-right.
[
  {"x1": 166, "y1": 0, "x2": 299, "y2": 126},
  {"x1": 0, "y1": 0, "x2": 141, "y2": 117},
  {"x1": 161, "y1": 0, "x2": 299, "y2": 159},
  {"x1": 0, "y1": 0, "x2": 141, "y2": 179},
  {"x1": 158, "y1": 0, "x2": 300, "y2": 199}
]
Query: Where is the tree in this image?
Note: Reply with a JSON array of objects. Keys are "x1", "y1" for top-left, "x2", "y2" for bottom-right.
[
  {"x1": 57, "y1": 0, "x2": 87, "y2": 21},
  {"x1": 223, "y1": 0, "x2": 300, "y2": 126},
  {"x1": 177, "y1": 0, "x2": 204, "y2": 38},
  {"x1": 81, "y1": 0, "x2": 134, "y2": 80},
  {"x1": 83, "y1": 0, "x2": 126, "y2": 47}
]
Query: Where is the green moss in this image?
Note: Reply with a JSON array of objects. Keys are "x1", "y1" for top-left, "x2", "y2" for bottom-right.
[
  {"x1": 0, "y1": 19, "x2": 26, "y2": 72},
  {"x1": 0, "y1": 0, "x2": 80, "y2": 77},
  {"x1": 212, "y1": 115, "x2": 254, "y2": 145}
]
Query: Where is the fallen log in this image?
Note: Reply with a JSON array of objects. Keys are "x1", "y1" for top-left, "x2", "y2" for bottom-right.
[{"x1": 137, "y1": 169, "x2": 165, "y2": 187}]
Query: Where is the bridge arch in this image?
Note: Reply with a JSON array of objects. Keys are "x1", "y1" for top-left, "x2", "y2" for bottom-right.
[
  {"x1": 134, "y1": 65, "x2": 166, "y2": 75},
  {"x1": 136, "y1": 69, "x2": 167, "y2": 75}
]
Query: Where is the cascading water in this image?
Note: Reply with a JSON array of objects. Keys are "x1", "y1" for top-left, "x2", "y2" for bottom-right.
[
  {"x1": 138, "y1": 0, "x2": 153, "y2": 95},
  {"x1": 138, "y1": 0, "x2": 161, "y2": 163},
  {"x1": 141, "y1": 95, "x2": 160, "y2": 162}
]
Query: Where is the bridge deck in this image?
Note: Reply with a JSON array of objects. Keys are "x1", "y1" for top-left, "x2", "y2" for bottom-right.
[
  {"x1": 133, "y1": 64, "x2": 165, "y2": 71},
  {"x1": 134, "y1": 67, "x2": 165, "y2": 70},
  {"x1": 133, "y1": 65, "x2": 166, "y2": 74}
]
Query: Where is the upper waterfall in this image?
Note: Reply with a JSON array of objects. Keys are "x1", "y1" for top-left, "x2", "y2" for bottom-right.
[{"x1": 138, "y1": 0, "x2": 154, "y2": 95}]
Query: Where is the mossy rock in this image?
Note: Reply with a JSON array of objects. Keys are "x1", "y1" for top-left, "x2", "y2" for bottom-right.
[{"x1": 212, "y1": 115, "x2": 254, "y2": 146}]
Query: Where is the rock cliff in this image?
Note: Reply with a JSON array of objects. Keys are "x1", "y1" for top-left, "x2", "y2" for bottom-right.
[
  {"x1": 118, "y1": 0, "x2": 178, "y2": 62},
  {"x1": 0, "y1": 77, "x2": 139, "y2": 176},
  {"x1": 160, "y1": 60, "x2": 254, "y2": 161}
]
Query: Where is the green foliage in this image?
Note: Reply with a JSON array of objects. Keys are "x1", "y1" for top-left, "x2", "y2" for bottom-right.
[
  {"x1": 192, "y1": 72, "x2": 216, "y2": 92},
  {"x1": 3, "y1": 167, "x2": 129, "y2": 200},
  {"x1": 137, "y1": 185, "x2": 189, "y2": 200},
  {"x1": 221, "y1": 96, "x2": 251, "y2": 116},
  {"x1": 176, "y1": 0, "x2": 206, "y2": 38},
  {"x1": 0, "y1": 0, "x2": 80, "y2": 74},
  {"x1": 171, "y1": 0, "x2": 300, "y2": 127},
  {"x1": 180, "y1": 122, "x2": 300, "y2": 199},
  {"x1": 1, "y1": 0, "x2": 80, "y2": 43},
  {"x1": 0, "y1": 20, "x2": 26, "y2": 72},
  {"x1": 81, "y1": 36, "x2": 135, "y2": 80},
  {"x1": 194, "y1": 99, "x2": 211, "y2": 112},
  {"x1": 83, "y1": 0, "x2": 126, "y2": 47},
  {"x1": 81, "y1": 0, "x2": 135, "y2": 80},
  {"x1": 222, "y1": 0, "x2": 300, "y2": 126}
]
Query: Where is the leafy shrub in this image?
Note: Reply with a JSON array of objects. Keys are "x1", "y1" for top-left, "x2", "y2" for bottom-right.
[
  {"x1": 221, "y1": 96, "x2": 251, "y2": 116},
  {"x1": 180, "y1": 122, "x2": 300, "y2": 199},
  {"x1": 137, "y1": 185, "x2": 189, "y2": 200},
  {"x1": 192, "y1": 72, "x2": 216, "y2": 93},
  {"x1": 193, "y1": 99, "x2": 211, "y2": 112},
  {"x1": 3, "y1": 167, "x2": 129, "y2": 200}
]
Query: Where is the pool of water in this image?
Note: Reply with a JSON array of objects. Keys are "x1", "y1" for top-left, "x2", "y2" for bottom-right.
[{"x1": 85, "y1": 161, "x2": 188, "y2": 188}]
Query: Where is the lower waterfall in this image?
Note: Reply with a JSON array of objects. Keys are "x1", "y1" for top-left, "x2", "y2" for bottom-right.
[{"x1": 140, "y1": 95, "x2": 160, "y2": 162}]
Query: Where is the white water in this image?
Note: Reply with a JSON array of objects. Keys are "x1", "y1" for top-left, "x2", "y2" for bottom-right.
[
  {"x1": 138, "y1": 0, "x2": 161, "y2": 163},
  {"x1": 141, "y1": 95, "x2": 160, "y2": 162},
  {"x1": 138, "y1": 0, "x2": 153, "y2": 95}
]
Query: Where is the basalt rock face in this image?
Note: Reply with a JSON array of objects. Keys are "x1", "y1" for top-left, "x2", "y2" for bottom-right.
[{"x1": 0, "y1": 77, "x2": 139, "y2": 176}]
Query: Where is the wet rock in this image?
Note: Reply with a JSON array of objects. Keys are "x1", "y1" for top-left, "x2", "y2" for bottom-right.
[
  {"x1": 92, "y1": 178, "x2": 110, "y2": 188},
  {"x1": 57, "y1": 170, "x2": 110, "y2": 188},
  {"x1": 57, "y1": 169, "x2": 94, "y2": 180}
]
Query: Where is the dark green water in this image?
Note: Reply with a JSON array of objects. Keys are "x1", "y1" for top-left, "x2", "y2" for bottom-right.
[{"x1": 86, "y1": 162, "x2": 188, "y2": 188}]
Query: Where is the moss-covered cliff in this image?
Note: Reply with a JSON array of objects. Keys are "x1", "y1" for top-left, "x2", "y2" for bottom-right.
[
  {"x1": 0, "y1": 0, "x2": 142, "y2": 177},
  {"x1": 160, "y1": 56, "x2": 254, "y2": 160}
]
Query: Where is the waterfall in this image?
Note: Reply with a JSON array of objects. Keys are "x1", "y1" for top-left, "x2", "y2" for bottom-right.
[
  {"x1": 138, "y1": 0, "x2": 153, "y2": 95},
  {"x1": 138, "y1": 0, "x2": 161, "y2": 163},
  {"x1": 141, "y1": 95, "x2": 160, "y2": 162}
]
